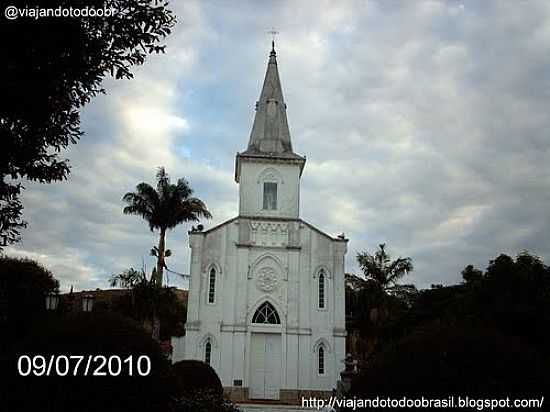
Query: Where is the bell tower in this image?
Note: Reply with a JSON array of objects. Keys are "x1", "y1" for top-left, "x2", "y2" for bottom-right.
[
  {"x1": 235, "y1": 43, "x2": 306, "y2": 219},
  {"x1": 180, "y1": 42, "x2": 347, "y2": 401}
]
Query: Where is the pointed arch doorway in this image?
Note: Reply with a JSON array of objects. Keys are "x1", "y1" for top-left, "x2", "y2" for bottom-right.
[{"x1": 249, "y1": 301, "x2": 282, "y2": 400}]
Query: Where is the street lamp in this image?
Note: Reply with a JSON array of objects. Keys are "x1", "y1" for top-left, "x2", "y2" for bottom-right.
[
  {"x1": 82, "y1": 294, "x2": 94, "y2": 312},
  {"x1": 45, "y1": 292, "x2": 59, "y2": 311}
]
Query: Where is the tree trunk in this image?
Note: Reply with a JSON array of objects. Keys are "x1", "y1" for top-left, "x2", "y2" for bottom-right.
[
  {"x1": 151, "y1": 305, "x2": 160, "y2": 341},
  {"x1": 156, "y1": 227, "x2": 166, "y2": 286},
  {"x1": 151, "y1": 227, "x2": 166, "y2": 342}
]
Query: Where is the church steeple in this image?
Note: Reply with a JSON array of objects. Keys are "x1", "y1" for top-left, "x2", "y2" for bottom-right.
[
  {"x1": 235, "y1": 44, "x2": 305, "y2": 220},
  {"x1": 236, "y1": 43, "x2": 305, "y2": 185},
  {"x1": 242, "y1": 42, "x2": 300, "y2": 157}
]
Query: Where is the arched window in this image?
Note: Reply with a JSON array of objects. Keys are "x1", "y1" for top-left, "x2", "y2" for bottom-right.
[
  {"x1": 252, "y1": 301, "x2": 280, "y2": 324},
  {"x1": 318, "y1": 270, "x2": 325, "y2": 309},
  {"x1": 263, "y1": 182, "x2": 278, "y2": 210},
  {"x1": 208, "y1": 268, "x2": 216, "y2": 303},
  {"x1": 205, "y1": 340, "x2": 212, "y2": 365},
  {"x1": 318, "y1": 346, "x2": 325, "y2": 374},
  {"x1": 258, "y1": 167, "x2": 282, "y2": 211}
]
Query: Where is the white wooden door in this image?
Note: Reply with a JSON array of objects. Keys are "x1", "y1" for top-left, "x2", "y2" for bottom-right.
[
  {"x1": 249, "y1": 334, "x2": 266, "y2": 399},
  {"x1": 249, "y1": 333, "x2": 281, "y2": 399}
]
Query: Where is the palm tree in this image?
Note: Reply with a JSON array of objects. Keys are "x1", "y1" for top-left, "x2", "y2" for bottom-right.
[
  {"x1": 352, "y1": 244, "x2": 414, "y2": 366},
  {"x1": 109, "y1": 267, "x2": 146, "y2": 289},
  {"x1": 109, "y1": 267, "x2": 186, "y2": 340},
  {"x1": 110, "y1": 267, "x2": 148, "y2": 314},
  {"x1": 123, "y1": 167, "x2": 212, "y2": 286},
  {"x1": 357, "y1": 243, "x2": 413, "y2": 289}
]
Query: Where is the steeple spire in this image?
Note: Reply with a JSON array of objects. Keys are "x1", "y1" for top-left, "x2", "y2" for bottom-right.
[
  {"x1": 235, "y1": 43, "x2": 305, "y2": 183},
  {"x1": 243, "y1": 43, "x2": 298, "y2": 156}
]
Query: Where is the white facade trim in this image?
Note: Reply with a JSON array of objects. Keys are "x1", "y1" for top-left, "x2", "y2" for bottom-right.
[{"x1": 257, "y1": 166, "x2": 285, "y2": 184}]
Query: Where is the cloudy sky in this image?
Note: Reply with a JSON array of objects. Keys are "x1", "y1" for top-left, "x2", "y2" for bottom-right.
[{"x1": 7, "y1": 0, "x2": 550, "y2": 291}]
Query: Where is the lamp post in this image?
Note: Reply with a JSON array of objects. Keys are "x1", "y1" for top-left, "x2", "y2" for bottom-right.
[
  {"x1": 45, "y1": 292, "x2": 60, "y2": 311},
  {"x1": 82, "y1": 294, "x2": 94, "y2": 312}
]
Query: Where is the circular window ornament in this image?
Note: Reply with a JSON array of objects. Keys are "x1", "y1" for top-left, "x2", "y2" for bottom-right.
[{"x1": 256, "y1": 267, "x2": 279, "y2": 292}]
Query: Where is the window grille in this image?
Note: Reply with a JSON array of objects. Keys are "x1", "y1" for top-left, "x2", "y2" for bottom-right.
[
  {"x1": 205, "y1": 340, "x2": 211, "y2": 365},
  {"x1": 319, "y1": 271, "x2": 325, "y2": 309},
  {"x1": 208, "y1": 268, "x2": 216, "y2": 303},
  {"x1": 252, "y1": 301, "x2": 280, "y2": 324},
  {"x1": 318, "y1": 346, "x2": 325, "y2": 374}
]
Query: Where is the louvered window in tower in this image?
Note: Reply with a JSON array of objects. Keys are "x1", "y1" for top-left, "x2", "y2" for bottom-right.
[{"x1": 263, "y1": 182, "x2": 277, "y2": 210}]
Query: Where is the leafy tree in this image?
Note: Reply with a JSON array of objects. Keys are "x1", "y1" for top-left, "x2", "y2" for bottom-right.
[
  {"x1": 349, "y1": 322, "x2": 550, "y2": 400},
  {"x1": 461, "y1": 264, "x2": 483, "y2": 284},
  {"x1": 349, "y1": 250, "x2": 550, "y2": 397},
  {"x1": 471, "y1": 252, "x2": 550, "y2": 351},
  {"x1": 385, "y1": 283, "x2": 418, "y2": 308},
  {"x1": 0, "y1": 0, "x2": 176, "y2": 248},
  {"x1": 344, "y1": 273, "x2": 367, "y2": 320},
  {"x1": 122, "y1": 167, "x2": 211, "y2": 286},
  {"x1": 0, "y1": 256, "x2": 59, "y2": 342},
  {"x1": 357, "y1": 243, "x2": 413, "y2": 288}
]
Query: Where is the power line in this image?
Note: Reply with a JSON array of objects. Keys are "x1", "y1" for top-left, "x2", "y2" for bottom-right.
[{"x1": 165, "y1": 266, "x2": 190, "y2": 278}]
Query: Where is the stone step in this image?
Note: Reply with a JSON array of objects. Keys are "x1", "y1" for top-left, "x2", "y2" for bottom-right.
[{"x1": 237, "y1": 403, "x2": 317, "y2": 412}]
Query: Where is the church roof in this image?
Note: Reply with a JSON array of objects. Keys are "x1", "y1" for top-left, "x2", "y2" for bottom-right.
[{"x1": 239, "y1": 42, "x2": 304, "y2": 161}]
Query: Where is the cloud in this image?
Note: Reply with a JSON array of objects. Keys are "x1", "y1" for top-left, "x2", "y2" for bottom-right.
[
  {"x1": 5, "y1": 247, "x2": 100, "y2": 292},
  {"x1": 8, "y1": 0, "x2": 550, "y2": 291}
]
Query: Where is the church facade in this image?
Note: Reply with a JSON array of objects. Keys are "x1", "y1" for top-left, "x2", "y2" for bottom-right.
[{"x1": 177, "y1": 44, "x2": 347, "y2": 402}]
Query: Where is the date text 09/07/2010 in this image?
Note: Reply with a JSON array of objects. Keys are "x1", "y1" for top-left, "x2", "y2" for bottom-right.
[{"x1": 17, "y1": 355, "x2": 151, "y2": 377}]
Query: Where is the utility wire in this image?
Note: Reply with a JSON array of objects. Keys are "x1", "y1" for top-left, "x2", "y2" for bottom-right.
[{"x1": 165, "y1": 266, "x2": 190, "y2": 278}]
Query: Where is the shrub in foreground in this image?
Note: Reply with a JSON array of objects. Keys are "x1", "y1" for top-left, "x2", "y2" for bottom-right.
[
  {"x1": 171, "y1": 389, "x2": 240, "y2": 412},
  {"x1": 5, "y1": 312, "x2": 171, "y2": 412},
  {"x1": 350, "y1": 322, "x2": 550, "y2": 400},
  {"x1": 171, "y1": 359, "x2": 223, "y2": 396}
]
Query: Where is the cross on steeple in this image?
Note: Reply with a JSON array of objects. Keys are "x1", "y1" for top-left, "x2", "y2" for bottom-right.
[{"x1": 267, "y1": 28, "x2": 279, "y2": 52}]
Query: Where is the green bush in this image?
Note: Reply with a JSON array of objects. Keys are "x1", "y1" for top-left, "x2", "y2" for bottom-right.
[
  {"x1": 170, "y1": 361, "x2": 241, "y2": 412},
  {"x1": 171, "y1": 360, "x2": 223, "y2": 396},
  {"x1": 171, "y1": 389, "x2": 240, "y2": 412}
]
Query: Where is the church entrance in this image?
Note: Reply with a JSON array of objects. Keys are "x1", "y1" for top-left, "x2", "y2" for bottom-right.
[{"x1": 249, "y1": 332, "x2": 282, "y2": 399}]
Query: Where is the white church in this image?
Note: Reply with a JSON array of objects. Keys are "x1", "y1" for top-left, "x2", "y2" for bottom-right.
[{"x1": 174, "y1": 43, "x2": 348, "y2": 403}]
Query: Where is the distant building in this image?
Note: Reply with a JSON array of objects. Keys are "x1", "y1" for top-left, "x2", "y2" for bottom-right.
[
  {"x1": 62, "y1": 288, "x2": 188, "y2": 358},
  {"x1": 175, "y1": 43, "x2": 348, "y2": 403},
  {"x1": 60, "y1": 288, "x2": 188, "y2": 312},
  {"x1": 60, "y1": 288, "x2": 128, "y2": 312}
]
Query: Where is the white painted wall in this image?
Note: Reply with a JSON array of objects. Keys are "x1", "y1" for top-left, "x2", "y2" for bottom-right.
[
  {"x1": 177, "y1": 155, "x2": 347, "y2": 397},
  {"x1": 238, "y1": 161, "x2": 301, "y2": 219},
  {"x1": 171, "y1": 336, "x2": 185, "y2": 362}
]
